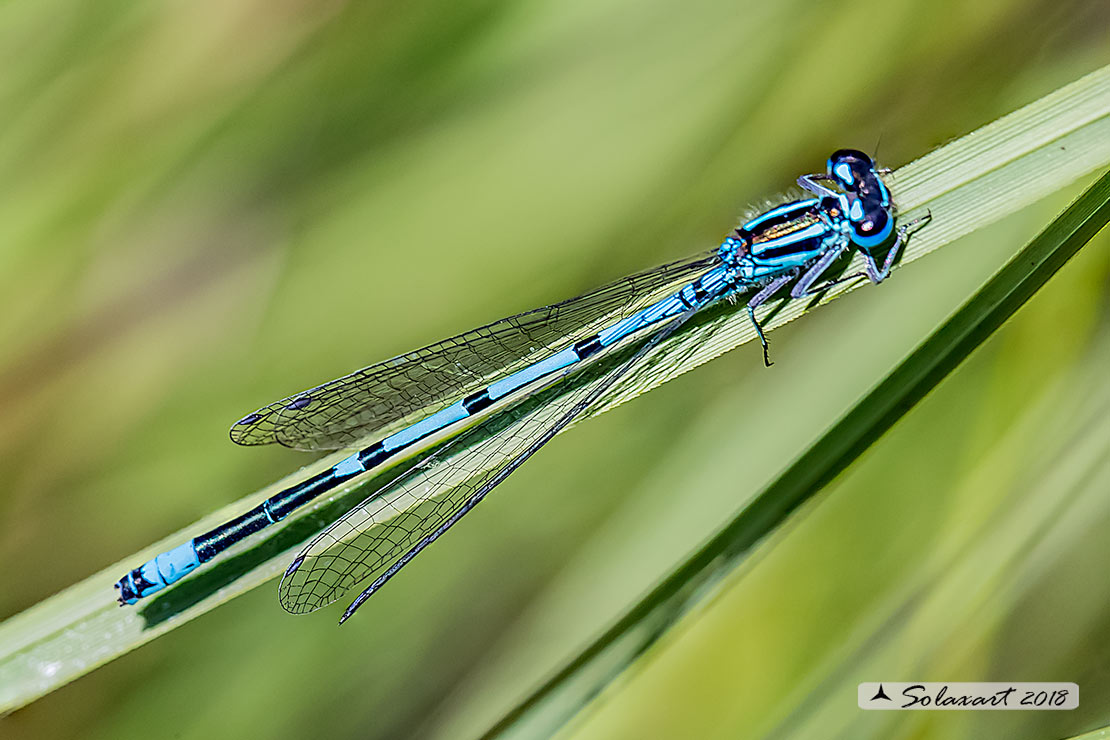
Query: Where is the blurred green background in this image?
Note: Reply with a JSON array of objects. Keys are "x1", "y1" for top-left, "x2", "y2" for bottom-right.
[{"x1": 2, "y1": 0, "x2": 1110, "y2": 738}]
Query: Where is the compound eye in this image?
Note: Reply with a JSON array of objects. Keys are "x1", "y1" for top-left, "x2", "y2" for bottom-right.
[
  {"x1": 851, "y1": 207, "x2": 892, "y2": 248},
  {"x1": 827, "y1": 149, "x2": 874, "y2": 190}
]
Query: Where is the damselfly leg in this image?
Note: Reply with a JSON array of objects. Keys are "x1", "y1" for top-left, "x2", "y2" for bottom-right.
[{"x1": 745, "y1": 273, "x2": 798, "y2": 366}]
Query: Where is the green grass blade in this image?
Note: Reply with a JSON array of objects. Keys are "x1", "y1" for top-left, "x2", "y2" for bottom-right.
[
  {"x1": 1, "y1": 63, "x2": 1109, "y2": 714},
  {"x1": 1065, "y1": 726, "x2": 1110, "y2": 740},
  {"x1": 480, "y1": 168, "x2": 1110, "y2": 740}
]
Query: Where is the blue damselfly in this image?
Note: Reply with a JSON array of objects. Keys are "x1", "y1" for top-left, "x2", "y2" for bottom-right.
[{"x1": 116, "y1": 150, "x2": 928, "y2": 622}]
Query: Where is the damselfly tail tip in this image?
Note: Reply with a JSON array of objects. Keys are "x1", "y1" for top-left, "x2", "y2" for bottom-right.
[
  {"x1": 114, "y1": 577, "x2": 137, "y2": 607},
  {"x1": 339, "y1": 589, "x2": 374, "y2": 624},
  {"x1": 338, "y1": 604, "x2": 359, "y2": 625}
]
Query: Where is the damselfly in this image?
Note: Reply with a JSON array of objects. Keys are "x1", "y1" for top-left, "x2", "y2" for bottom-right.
[{"x1": 116, "y1": 150, "x2": 928, "y2": 622}]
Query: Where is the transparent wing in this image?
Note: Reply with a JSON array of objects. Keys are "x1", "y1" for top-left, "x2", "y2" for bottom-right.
[
  {"x1": 231, "y1": 251, "x2": 719, "y2": 451},
  {"x1": 278, "y1": 307, "x2": 697, "y2": 617}
]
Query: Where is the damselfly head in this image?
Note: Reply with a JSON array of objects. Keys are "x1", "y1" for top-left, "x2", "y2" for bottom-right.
[{"x1": 827, "y1": 149, "x2": 895, "y2": 250}]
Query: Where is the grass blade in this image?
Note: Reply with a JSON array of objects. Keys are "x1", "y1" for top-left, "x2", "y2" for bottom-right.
[{"x1": 480, "y1": 167, "x2": 1110, "y2": 740}]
